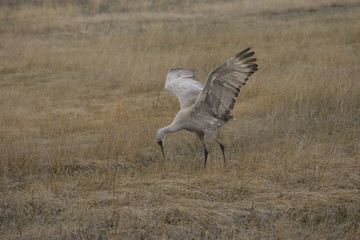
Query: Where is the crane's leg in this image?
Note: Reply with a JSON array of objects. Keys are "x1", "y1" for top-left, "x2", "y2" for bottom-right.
[
  {"x1": 203, "y1": 143, "x2": 208, "y2": 168},
  {"x1": 205, "y1": 131, "x2": 226, "y2": 167},
  {"x1": 196, "y1": 132, "x2": 208, "y2": 168}
]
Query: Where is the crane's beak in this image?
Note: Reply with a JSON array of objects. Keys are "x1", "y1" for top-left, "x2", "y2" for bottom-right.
[{"x1": 157, "y1": 141, "x2": 165, "y2": 158}]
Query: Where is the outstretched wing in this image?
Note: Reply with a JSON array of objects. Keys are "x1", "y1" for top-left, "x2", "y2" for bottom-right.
[
  {"x1": 195, "y1": 48, "x2": 258, "y2": 119},
  {"x1": 165, "y1": 68, "x2": 204, "y2": 109}
]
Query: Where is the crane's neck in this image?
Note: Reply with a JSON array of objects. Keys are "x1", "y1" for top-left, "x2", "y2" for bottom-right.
[{"x1": 156, "y1": 123, "x2": 181, "y2": 141}]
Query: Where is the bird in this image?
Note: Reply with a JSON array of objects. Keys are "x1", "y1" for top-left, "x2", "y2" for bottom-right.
[{"x1": 156, "y1": 48, "x2": 258, "y2": 168}]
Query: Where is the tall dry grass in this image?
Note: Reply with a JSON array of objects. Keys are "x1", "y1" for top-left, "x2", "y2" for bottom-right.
[{"x1": 0, "y1": 0, "x2": 359, "y2": 239}]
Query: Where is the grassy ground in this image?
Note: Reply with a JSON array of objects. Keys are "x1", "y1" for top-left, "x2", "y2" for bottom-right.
[{"x1": 0, "y1": 0, "x2": 359, "y2": 239}]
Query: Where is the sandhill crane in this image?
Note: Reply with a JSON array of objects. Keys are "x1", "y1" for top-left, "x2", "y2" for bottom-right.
[{"x1": 156, "y1": 48, "x2": 258, "y2": 168}]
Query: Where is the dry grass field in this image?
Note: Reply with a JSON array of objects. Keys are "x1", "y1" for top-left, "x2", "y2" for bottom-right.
[{"x1": 1, "y1": 0, "x2": 359, "y2": 239}]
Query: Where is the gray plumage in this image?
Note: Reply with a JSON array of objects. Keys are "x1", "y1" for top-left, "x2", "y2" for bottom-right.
[{"x1": 156, "y1": 48, "x2": 258, "y2": 168}]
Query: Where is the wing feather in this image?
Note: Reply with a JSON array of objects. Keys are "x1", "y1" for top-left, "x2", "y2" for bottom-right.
[
  {"x1": 195, "y1": 48, "x2": 258, "y2": 119},
  {"x1": 165, "y1": 68, "x2": 204, "y2": 109}
]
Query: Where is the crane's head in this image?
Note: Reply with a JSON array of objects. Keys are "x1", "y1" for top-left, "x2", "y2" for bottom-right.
[
  {"x1": 156, "y1": 129, "x2": 165, "y2": 158},
  {"x1": 157, "y1": 140, "x2": 165, "y2": 158}
]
